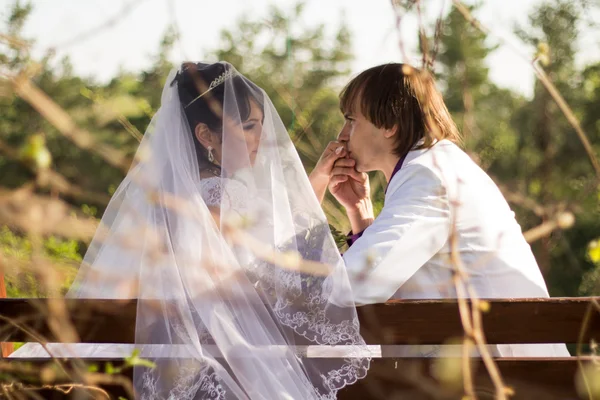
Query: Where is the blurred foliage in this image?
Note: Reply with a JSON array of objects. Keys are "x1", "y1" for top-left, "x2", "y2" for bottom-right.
[
  {"x1": 433, "y1": 0, "x2": 600, "y2": 296},
  {"x1": 0, "y1": 0, "x2": 599, "y2": 299},
  {"x1": 0, "y1": 227, "x2": 80, "y2": 297}
]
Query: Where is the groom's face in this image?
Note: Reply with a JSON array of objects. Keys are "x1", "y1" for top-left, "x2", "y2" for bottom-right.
[{"x1": 337, "y1": 100, "x2": 388, "y2": 173}]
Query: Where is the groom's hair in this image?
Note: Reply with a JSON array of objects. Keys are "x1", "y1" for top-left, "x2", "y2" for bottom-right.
[{"x1": 339, "y1": 63, "x2": 461, "y2": 159}]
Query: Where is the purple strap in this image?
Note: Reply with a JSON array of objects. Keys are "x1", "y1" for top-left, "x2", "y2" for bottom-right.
[
  {"x1": 345, "y1": 154, "x2": 408, "y2": 248},
  {"x1": 346, "y1": 230, "x2": 364, "y2": 247},
  {"x1": 385, "y1": 153, "x2": 408, "y2": 195}
]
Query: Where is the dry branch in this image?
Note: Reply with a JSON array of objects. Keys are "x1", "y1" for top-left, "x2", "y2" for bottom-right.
[
  {"x1": 0, "y1": 186, "x2": 98, "y2": 241},
  {"x1": 9, "y1": 75, "x2": 132, "y2": 173},
  {"x1": 0, "y1": 139, "x2": 110, "y2": 207}
]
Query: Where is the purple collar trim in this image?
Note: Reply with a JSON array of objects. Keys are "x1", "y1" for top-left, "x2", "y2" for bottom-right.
[{"x1": 385, "y1": 153, "x2": 408, "y2": 195}]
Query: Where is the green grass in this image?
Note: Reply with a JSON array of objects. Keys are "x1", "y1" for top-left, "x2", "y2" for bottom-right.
[{"x1": 0, "y1": 226, "x2": 82, "y2": 298}]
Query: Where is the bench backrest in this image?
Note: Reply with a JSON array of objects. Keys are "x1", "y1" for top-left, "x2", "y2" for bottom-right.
[{"x1": 0, "y1": 297, "x2": 598, "y2": 347}]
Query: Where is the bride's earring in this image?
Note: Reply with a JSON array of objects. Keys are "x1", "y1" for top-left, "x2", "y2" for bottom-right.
[{"x1": 207, "y1": 146, "x2": 215, "y2": 163}]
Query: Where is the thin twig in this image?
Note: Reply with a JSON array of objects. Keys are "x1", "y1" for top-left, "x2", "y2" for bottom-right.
[
  {"x1": 452, "y1": 0, "x2": 600, "y2": 180},
  {"x1": 0, "y1": 139, "x2": 111, "y2": 207},
  {"x1": 49, "y1": 0, "x2": 149, "y2": 50},
  {"x1": 10, "y1": 74, "x2": 132, "y2": 173}
]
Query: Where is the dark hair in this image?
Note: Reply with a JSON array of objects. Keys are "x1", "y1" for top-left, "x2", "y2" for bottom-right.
[
  {"x1": 339, "y1": 63, "x2": 461, "y2": 159},
  {"x1": 172, "y1": 62, "x2": 263, "y2": 171}
]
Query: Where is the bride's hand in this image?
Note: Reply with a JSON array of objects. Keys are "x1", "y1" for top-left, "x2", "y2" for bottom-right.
[{"x1": 309, "y1": 141, "x2": 347, "y2": 203}]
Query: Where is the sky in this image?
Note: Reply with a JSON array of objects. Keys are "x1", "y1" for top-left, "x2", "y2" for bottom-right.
[{"x1": 3, "y1": 0, "x2": 600, "y2": 98}]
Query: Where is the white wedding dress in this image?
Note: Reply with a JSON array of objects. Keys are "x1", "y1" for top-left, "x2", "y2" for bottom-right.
[
  {"x1": 11, "y1": 174, "x2": 370, "y2": 398},
  {"x1": 9, "y1": 62, "x2": 370, "y2": 400}
]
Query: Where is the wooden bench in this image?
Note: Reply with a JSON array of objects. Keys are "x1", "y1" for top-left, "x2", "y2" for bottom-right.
[{"x1": 0, "y1": 297, "x2": 598, "y2": 399}]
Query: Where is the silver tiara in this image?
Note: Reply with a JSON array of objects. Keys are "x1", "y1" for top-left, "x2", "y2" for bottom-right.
[{"x1": 184, "y1": 69, "x2": 238, "y2": 108}]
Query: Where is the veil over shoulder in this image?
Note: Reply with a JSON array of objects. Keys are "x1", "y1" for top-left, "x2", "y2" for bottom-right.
[{"x1": 13, "y1": 62, "x2": 370, "y2": 399}]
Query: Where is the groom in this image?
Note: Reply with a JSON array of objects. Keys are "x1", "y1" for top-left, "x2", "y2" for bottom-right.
[{"x1": 308, "y1": 63, "x2": 556, "y2": 315}]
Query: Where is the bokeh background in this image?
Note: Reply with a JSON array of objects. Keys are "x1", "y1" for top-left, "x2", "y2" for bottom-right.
[{"x1": 1, "y1": 0, "x2": 599, "y2": 300}]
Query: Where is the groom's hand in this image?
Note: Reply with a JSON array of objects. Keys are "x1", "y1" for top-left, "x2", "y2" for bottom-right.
[
  {"x1": 328, "y1": 158, "x2": 369, "y2": 210},
  {"x1": 309, "y1": 141, "x2": 347, "y2": 203},
  {"x1": 329, "y1": 158, "x2": 374, "y2": 233}
]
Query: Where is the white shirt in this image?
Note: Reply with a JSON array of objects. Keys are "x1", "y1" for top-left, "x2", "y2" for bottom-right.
[{"x1": 342, "y1": 140, "x2": 569, "y2": 357}]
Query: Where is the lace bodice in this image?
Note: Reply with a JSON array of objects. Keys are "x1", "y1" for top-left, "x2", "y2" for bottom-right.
[{"x1": 198, "y1": 177, "x2": 249, "y2": 215}]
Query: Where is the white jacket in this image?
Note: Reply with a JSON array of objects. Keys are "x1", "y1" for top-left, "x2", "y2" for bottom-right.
[{"x1": 343, "y1": 139, "x2": 569, "y2": 357}]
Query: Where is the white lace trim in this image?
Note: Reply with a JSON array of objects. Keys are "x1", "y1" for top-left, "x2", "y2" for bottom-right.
[
  {"x1": 198, "y1": 177, "x2": 249, "y2": 215},
  {"x1": 244, "y1": 220, "x2": 370, "y2": 398},
  {"x1": 141, "y1": 362, "x2": 224, "y2": 400}
]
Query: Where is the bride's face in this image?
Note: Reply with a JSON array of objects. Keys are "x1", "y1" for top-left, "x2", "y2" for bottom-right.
[{"x1": 221, "y1": 99, "x2": 264, "y2": 169}]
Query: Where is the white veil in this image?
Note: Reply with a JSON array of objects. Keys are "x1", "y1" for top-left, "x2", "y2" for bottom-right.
[{"x1": 19, "y1": 62, "x2": 370, "y2": 399}]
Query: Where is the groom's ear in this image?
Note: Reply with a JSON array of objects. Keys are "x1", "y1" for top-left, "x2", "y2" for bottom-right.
[
  {"x1": 383, "y1": 124, "x2": 398, "y2": 139},
  {"x1": 194, "y1": 123, "x2": 216, "y2": 148}
]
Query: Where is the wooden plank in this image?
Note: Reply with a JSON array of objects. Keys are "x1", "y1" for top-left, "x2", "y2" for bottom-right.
[
  {"x1": 0, "y1": 298, "x2": 598, "y2": 344},
  {"x1": 0, "y1": 298, "x2": 137, "y2": 344},
  {"x1": 0, "y1": 358, "x2": 586, "y2": 400},
  {"x1": 337, "y1": 357, "x2": 585, "y2": 400},
  {"x1": 357, "y1": 297, "x2": 600, "y2": 345}
]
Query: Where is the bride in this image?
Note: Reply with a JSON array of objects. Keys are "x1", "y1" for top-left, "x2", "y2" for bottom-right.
[{"x1": 12, "y1": 62, "x2": 370, "y2": 399}]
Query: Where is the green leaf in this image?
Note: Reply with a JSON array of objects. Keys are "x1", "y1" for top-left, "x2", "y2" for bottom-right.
[
  {"x1": 328, "y1": 224, "x2": 347, "y2": 250},
  {"x1": 125, "y1": 349, "x2": 157, "y2": 369},
  {"x1": 105, "y1": 362, "x2": 115, "y2": 374},
  {"x1": 87, "y1": 364, "x2": 99, "y2": 373},
  {"x1": 588, "y1": 239, "x2": 600, "y2": 265}
]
